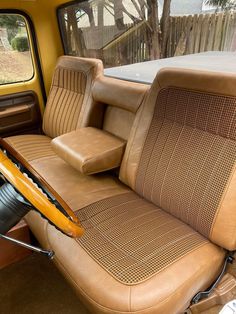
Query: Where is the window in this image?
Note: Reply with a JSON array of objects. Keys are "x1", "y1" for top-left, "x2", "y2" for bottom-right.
[
  {"x1": 0, "y1": 13, "x2": 34, "y2": 85},
  {"x1": 58, "y1": 0, "x2": 236, "y2": 68}
]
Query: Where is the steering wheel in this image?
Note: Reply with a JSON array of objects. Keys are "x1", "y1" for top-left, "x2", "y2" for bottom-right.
[{"x1": 0, "y1": 138, "x2": 84, "y2": 238}]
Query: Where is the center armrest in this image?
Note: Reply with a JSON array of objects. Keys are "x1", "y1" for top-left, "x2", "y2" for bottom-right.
[{"x1": 51, "y1": 127, "x2": 126, "y2": 175}]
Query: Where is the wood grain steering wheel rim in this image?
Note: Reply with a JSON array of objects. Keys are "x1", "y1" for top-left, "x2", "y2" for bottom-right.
[{"x1": 0, "y1": 138, "x2": 84, "y2": 238}]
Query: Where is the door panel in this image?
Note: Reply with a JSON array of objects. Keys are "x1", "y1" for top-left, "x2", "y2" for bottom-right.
[
  {"x1": 0, "y1": 91, "x2": 41, "y2": 137},
  {"x1": 0, "y1": 11, "x2": 45, "y2": 137}
]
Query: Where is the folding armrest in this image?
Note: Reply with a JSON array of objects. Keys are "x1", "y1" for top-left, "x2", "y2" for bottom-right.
[{"x1": 51, "y1": 127, "x2": 126, "y2": 175}]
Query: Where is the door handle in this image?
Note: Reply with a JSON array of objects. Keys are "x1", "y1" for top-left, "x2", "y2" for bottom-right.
[{"x1": 0, "y1": 104, "x2": 29, "y2": 118}]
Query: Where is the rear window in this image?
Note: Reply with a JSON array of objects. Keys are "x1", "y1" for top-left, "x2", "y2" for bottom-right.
[
  {"x1": 0, "y1": 13, "x2": 34, "y2": 85},
  {"x1": 58, "y1": 0, "x2": 236, "y2": 68}
]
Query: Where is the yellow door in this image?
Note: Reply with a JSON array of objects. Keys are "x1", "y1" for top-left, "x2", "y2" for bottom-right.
[{"x1": 0, "y1": 0, "x2": 67, "y2": 137}]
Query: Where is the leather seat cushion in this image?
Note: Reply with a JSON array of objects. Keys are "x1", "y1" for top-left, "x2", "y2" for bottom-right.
[
  {"x1": 45, "y1": 192, "x2": 225, "y2": 314},
  {"x1": 26, "y1": 155, "x2": 129, "y2": 247},
  {"x1": 5, "y1": 134, "x2": 128, "y2": 210},
  {"x1": 26, "y1": 154, "x2": 129, "y2": 247},
  {"x1": 5, "y1": 134, "x2": 54, "y2": 162},
  {"x1": 30, "y1": 155, "x2": 129, "y2": 210},
  {"x1": 5, "y1": 134, "x2": 130, "y2": 248}
]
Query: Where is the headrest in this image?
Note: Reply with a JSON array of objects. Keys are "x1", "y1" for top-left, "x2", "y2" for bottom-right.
[
  {"x1": 155, "y1": 67, "x2": 236, "y2": 97},
  {"x1": 52, "y1": 56, "x2": 103, "y2": 94},
  {"x1": 56, "y1": 56, "x2": 103, "y2": 74},
  {"x1": 92, "y1": 76, "x2": 149, "y2": 113}
]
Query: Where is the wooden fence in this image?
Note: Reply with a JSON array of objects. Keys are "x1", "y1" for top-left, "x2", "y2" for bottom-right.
[
  {"x1": 102, "y1": 11, "x2": 236, "y2": 66},
  {"x1": 167, "y1": 11, "x2": 236, "y2": 57},
  {"x1": 102, "y1": 22, "x2": 150, "y2": 66},
  {"x1": 69, "y1": 11, "x2": 236, "y2": 67},
  {"x1": 78, "y1": 22, "x2": 150, "y2": 67}
]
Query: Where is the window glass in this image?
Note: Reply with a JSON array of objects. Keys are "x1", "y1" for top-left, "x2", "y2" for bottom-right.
[
  {"x1": 58, "y1": 0, "x2": 236, "y2": 68},
  {"x1": 0, "y1": 14, "x2": 34, "y2": 85}
]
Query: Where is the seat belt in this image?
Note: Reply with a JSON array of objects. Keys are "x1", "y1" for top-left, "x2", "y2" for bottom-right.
[{"x1": 191, "y1": 252, "x2": 235, "y2": 304}]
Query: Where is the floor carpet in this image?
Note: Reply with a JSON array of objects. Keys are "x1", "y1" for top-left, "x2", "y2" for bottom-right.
[{"x1": 0, "y1": 253, "x2": 90, "y2": 314}]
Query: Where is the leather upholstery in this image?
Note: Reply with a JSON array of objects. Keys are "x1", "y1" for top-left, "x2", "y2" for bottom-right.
[
  {"x1": 29, "y1": 155, "x2": 129, "y2": 210},
  {"x1": 92, "y1": 76, "x2": 149, "y2": 141},
  {"x1": 135, "y1": 87, "x2": 236, "y2": 250},
  {"x1": 45, "y1": 194, "x2": 224, "y2": 314},
  {"x1": 5, "y1": 56, "x2": 144, "y2": 252},
  {"x1": 5, "y1": 57, "x2": 104, "y2": 164},
  {"x1": 25, "y1": 154, "x2": 129, "y2": 249},
  {"x1": 51, "y1": 127, "x2": 126, "y2": 175},
  {"x1": 5, "y1": 134, "x2": 54, "y2": 162},
  {"x1": 120, "y1": 68, "x2": 236, "y2": 251},
  {"x1": 103, "y1": 107, "x2": 135, "y2": 141},
  {"x1": 38, "y1": 67, "x2": 236, "y2": 313},
  {"x1": 5, "y1": 57, "x2": 104, "y2": 165},
  {"x1": 76, "y1": 192, "x2": 221, "y2": 284},
  {"x1": 120, "y1": 68, "x2": 236, "y2": 188},
  {"x1": 92, "y1": 76, "x2": 148, "y2": 113},
  {"x1": 43, "y1": 56, "x2": 103, "y2": 138},
  {"x1": 6, "y1": 64, "x2": 236, "y2": 313}
]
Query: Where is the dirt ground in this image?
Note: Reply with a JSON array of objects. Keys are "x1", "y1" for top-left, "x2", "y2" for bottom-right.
[{"x1": 0, "y1": 50, "x2": 33, "y2": 84}]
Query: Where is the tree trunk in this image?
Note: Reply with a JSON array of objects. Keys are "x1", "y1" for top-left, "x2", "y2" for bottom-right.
[
  {"x1": 97, "y1": 2, "x2": 104, "y2": 27},
  {"x1": 147, "y1": 0, "x2": 161, "y2": 60},
  {"x1": 113, "y1": 0, "x2": 126, "y2": 30},
  {"x1": 161, "y1": 0, "x2": 171, "y2": 58},
  {"x1": 80, "y1": 3, "x2": 95, "y2": 27},
  {"x1": 60, "y1": 9, "x2": 71, "y2": 54},
  {"x1": 67, "y1": 7, "x2": 85, "y2": 57}
]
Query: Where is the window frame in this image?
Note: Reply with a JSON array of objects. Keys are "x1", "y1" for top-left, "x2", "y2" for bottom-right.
[
  {"x1": 57, "y1": 0, "x2": 86, "y2": 56},
  {"x1": 57, "y1": 1, "x2": 236, "y2": 70},
  {"x1": 0, "y1": 9, "x2": 46, "y2": 103}
]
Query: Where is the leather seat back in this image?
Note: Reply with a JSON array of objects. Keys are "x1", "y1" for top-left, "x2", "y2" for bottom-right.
[
  {"x1": 92, "y1": 76, "x2": 148, "y2": 140},
  {"x1": 120, "y1": 68, "x2": 236, "y2": 251},
  {"x1": 43, "y1": 56, "x2": 103, "y2": 138}
]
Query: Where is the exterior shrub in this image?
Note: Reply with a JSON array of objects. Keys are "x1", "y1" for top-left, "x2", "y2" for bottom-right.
[{"x1": 11, "y1": 36, "x2": 29, "y2": 52}]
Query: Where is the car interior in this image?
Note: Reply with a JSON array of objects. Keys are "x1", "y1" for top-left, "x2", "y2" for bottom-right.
[{"x1": 0, "y1": 1, "x2": 236, "y2": 314}]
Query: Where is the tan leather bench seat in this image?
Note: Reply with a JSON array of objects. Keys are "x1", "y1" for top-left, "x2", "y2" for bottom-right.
[
  {"x1": 5, "y1": 63, "x2": 236, "y2": 314},
  {"x1": 39, "y1": 68, "x2": 236, "y2": 313},
  {"x1": 5, "y1": 56, "x2": 148, "y2": 251},
  {"x1": 46, "y1": 192, "x2": 224, "y2": 314}
]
